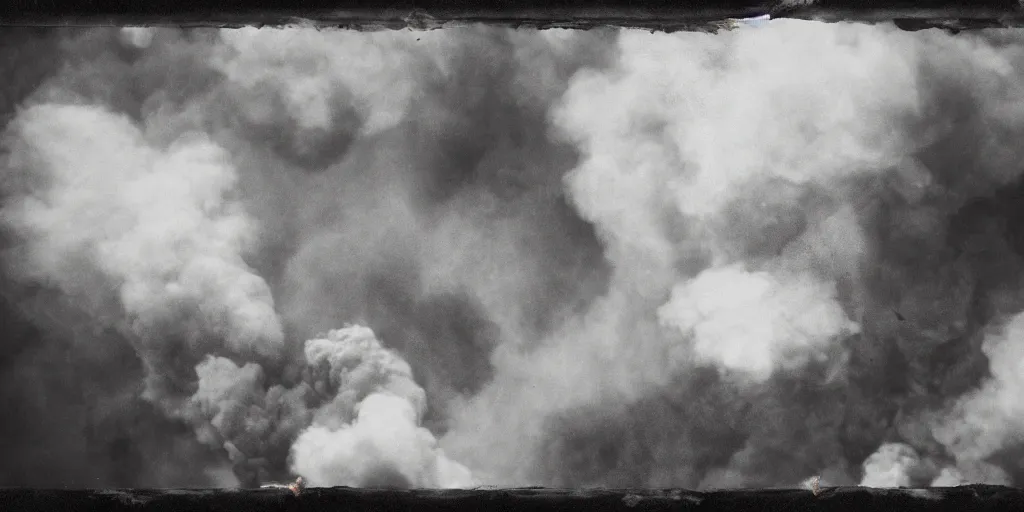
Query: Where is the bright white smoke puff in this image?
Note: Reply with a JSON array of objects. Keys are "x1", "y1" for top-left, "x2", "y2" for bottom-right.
[
  {"x1": 932, "y1": 312, "x2": 1024, "y2": 480},
  {"x1": 658, "y1": 265, "x2": 858, "y2": 383},
  {"x1": 931, "y1": 468, "x2": 966, "y2": 487},
  {"x1": 292, "y1": 393, "x2": 476, "y2": 488},
  {"x1": 1, "y1": 104, "x2": 284, "y2": 363},
  {"x1": 120, "y1": 27, "x2": 156, "y2": 49},
  {"x1": 859, "y1": 443, "x2": 920, "y2": 487},
  {"x1": 291, "y1": 326, "x2": 475, "y2": 488}
]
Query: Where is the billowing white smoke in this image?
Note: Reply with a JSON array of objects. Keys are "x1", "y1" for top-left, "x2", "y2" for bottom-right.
[
  {"x1": 2, "y1": 104, "x2": 283, "y2": 408},
  {"x1": 442, "y1": 20, "x2": 912, "y2": 485},
  {"x1": 859, "y1": 443, "x2": 922, "y2": 487},
  {"x1": 186, "y1": 325, "x2": 474, "y2": 488},
  {"x1": 658, "y1": 265, "x2": 858, "y2": 383},
  {"x1": 0, "y1": 97, "x2": 471, "y2": 486},
  {"x1": 120, "y1": 27, "x2": 155, "y2": 49},
  {"x1": 292, "y1": 326, "x2": 475, "y2": 488},
  {"x1": 931, "y1": 468, "x2": 966, "y2": 487},
  {"x1": 302, "y1": 326, "x2": 426, "y2": 425},
  {"x1": 441, "y1": 20, "x2": 1024, "y2": 488},
  {"x1": 292, "y1": 394, "x2": 475, "y2": 488},
  {"x1": 930, "y1": 312, "x2": 1024, "y2": 485}
]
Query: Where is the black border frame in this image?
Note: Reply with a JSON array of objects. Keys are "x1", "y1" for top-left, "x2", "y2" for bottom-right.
[
  {"x1": 1, "y1": 0, "x2": 1024, "y2": 30},
  {"x1": 2, "y1": 2, "x2": 1024, "y2": 511}
]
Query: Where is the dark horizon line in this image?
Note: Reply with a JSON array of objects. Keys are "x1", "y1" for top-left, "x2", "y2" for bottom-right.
[
  {"x1": 3, "y1": 1, "x2": 1024, "y2": 30},
  {"x1": 1, "y1": 484, "x2": 1021, "y2": 512}
]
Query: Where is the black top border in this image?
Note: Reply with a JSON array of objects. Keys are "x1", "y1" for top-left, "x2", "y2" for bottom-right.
[{"x1": 2, "y1": 0, "x2": 1024, "y2": 30}]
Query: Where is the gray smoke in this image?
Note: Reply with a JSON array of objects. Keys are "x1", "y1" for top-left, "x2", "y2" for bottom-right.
[
  {"x1": 187, "y1": 325, "x2": 473, "y2": 488},
  {"x1": 2, "y1": 102, "x2": 284, "y2": 414},
  {"x1": 5, "y1": 21, "x2": 1024, "y2": 490}
]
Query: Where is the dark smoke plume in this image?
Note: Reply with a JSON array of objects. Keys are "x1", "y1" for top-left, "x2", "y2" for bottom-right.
[{"x1": 4, "y1": 21, "x2": 1024, "y2": 490}]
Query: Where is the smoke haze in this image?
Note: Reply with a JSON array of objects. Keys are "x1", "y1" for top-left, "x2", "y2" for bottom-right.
[{"x1": 3, "y1": 21, "x2": 1024, "y2": 489}]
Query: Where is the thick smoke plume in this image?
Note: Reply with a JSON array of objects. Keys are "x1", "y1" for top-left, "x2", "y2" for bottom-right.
[
  {"x1": 292, "y1": 327, "x2": 474, "y2": 488},
  {"x1": 438, "y1": 21, "x2": 1024, "y2": 489},
  {"x1": 189, "y1": 325, "x2": 473, "y2": 487},
  {"x1": 5, "y1": 21, "x2": 1024, "y2": 490},
  {"x1": 3, "y1": 103, "x2": 283, "y2": 412}
]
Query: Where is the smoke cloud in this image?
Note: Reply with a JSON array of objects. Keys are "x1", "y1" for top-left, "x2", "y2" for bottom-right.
[
  {"x1": 5, "y1": 20, "x2": 1024, "y2": 490},
  {"x1": 859, "y1": 443, "x2": 926, "y2": 487},
  {"x1": 658, "y1": 265, "x2": 858, "y2": 384},
  {"x1": 2, "y1": 103, "x2": 283, "y2": 412},
  {"x1": 929, "y1": 312, "x2": 1024, "y2": 485}
]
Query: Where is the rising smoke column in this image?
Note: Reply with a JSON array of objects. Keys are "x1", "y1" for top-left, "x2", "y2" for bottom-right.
[
  {"x1": 1, "y1": 103, "x2": 284, "y2": 411},
  {"x1": 290, "y1": 326, "x2": 475, "y2": 488},
  {"x1": 928, "y1": 311, "x2": 1024, "y2": 486},
  {"x1": 442, "y1": 20, "x2": 1024, "y2": 489},
  {"x1": 0, "y1": 100, "x2": 306, "y2": 486}
]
